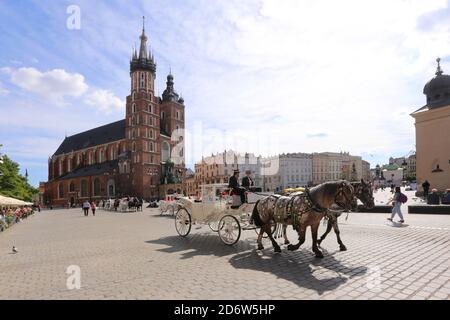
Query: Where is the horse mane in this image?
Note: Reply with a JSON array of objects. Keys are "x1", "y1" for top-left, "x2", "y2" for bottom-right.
[{"x1": 310, "y1": 180, "x2": 348, "y2": 198}]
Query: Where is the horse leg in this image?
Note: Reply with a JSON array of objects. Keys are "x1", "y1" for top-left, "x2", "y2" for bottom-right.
[
  {"x1": 311, "y1": 223, "x2": 324, "y2": 258},
  {"x1": 333, "y1": 220, "x2": 347, "y2": 251},
  {"x1": 265, "y1": 224, "x2": 281, "y2": 253},
  {"x1": 257, "y1": 226, "x2": 265, "y2": 250},
  {"x1": 282, "y1": 224, "x2": 290, "y2": 245},
  {"x1": 317, "y1": 218, "x2": 333, "y2": 247},
  {"x1": 287, "y1": 225, "x2": 306, "y2": 251}
]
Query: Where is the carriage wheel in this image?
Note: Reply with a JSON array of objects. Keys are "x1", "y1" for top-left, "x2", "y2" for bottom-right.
[
  {"x1": 208, "y1": 220, "x2": 220, "y2": 232},
  {"x1": 175, "y1": 208, "x2": 191, "y2": 237},
  {"x1": 254, "y1": 222, "x2": 277, "y2": 238},
  {"x1": 218, "y1": 215, "x2": 241, "y2": 246}
]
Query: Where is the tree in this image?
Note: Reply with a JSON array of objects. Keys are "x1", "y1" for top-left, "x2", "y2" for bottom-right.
[{"x1": 0, "y1": 148, "x2": 38, "y2": 201}]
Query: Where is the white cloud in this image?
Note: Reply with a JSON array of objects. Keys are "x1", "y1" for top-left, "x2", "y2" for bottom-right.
[
  {"x1": 84, "y1": 89, "x2": 123, "y2": 113},
  {"x1": 6, "y1": 67, "x2": 88, "y2": 105},
  {"x1": 0, "y1": 82, "x2": 9, "y2": 96}
]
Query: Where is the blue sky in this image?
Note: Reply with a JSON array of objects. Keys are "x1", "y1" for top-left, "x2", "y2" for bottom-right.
[{"x1": 1, "y1": 0, "x2": 450, "y2": 186}]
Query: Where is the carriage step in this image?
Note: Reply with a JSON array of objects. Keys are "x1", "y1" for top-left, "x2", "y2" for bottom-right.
[{"x1": 242, "y1": 225, "x2": 257, "y2": 231}]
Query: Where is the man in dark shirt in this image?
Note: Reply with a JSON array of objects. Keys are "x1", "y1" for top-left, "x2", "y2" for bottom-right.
[
  {"x1": 422, "y1": 180, "x2": 430, "y2": 198},
  {"x1": 228, "y1": 169, "x2": 246, "y2": 204},
  {"x1": 242, "y1": 170, "x2": 254, "y2": 190}
]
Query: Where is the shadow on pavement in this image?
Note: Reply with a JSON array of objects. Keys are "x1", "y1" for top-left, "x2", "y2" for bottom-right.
[{"x1": 146, "y1": 234, "x2": 368, "y2": 295}]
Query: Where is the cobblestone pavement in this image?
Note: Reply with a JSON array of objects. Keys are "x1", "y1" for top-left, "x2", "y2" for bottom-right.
[{"x1": 0, "y1": 207, "x2": 449, "y2": 300}]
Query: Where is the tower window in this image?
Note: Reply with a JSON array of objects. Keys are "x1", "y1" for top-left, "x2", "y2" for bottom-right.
[
  {"x1": 161, "y1": 111, "x2": 165, "y2": 119},
  {"x1": 132, "y1": 142, "x2": 136, "y2": 152},
  {"x1": 140, "y1": 73, "x2": 145, "y2": 89},
  {"x1": 148, "y1": 104, "x2": 152, "y2": 113},
  {"x1": 132, "y1": 92, "x2": 136, "y2": 101},
  {"x1": 132, "y1": 103, "x2": 136, "y2": 113}
]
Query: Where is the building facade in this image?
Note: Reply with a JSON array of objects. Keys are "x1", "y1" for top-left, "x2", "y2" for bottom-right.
[
  {"x1": 45, "y1": 23, "x2": 186, "y2": 206},
  {"x1": 411, "y1": 58, "x2": 450, "y2": 192}
]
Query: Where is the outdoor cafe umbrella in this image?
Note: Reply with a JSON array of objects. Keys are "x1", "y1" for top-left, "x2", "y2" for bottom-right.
[{"x1": 0, "y1": 194, "x2": 32, "y2": 206}]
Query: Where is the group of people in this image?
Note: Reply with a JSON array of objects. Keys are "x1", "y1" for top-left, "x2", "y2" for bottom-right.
[
  {"x1": 82, "y1": 201, "x2": 97, "y2": 216},
  {"x1": 422, "y1": 180, "x2": 450, "y2": 205},
  {"x1": 228, "y1": 169, "x2": 255, "y2": 205}
]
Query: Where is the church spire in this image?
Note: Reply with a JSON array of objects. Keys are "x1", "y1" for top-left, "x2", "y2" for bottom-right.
[{"x1": 138, "y1": 16, "x2": 148, "y2": 60}]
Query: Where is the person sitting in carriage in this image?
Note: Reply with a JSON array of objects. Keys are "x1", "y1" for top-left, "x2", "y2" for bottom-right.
[
  {"x1": 242, "y1": 170, "x2": 254, "y2": 190},
  {"x1": 228, "y1": 169, "x2": 246, "y2": 205}
]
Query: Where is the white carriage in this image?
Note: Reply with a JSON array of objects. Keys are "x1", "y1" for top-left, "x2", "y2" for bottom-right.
[{"x1": 174, "y1": 184, "x2": 273, "y2": 245}]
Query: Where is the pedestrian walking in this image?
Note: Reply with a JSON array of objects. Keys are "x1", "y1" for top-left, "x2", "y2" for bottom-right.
[
  {"x1": 91, "y1": 201, "x2": 96, "y2": 216},
  {"x1": 387, "y1": 186, "x2": 405, "y2": 223},
  {"x1": 82, "y1": 201, "x2": 90, "y2": 216},
  {"x1": 422, "y1": 180, "x2": 430, "y2": 199}
]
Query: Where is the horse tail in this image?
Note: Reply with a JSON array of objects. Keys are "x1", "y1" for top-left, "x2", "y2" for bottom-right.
[{"x1": 251, "y1": 200, "x2": 263, "y2": 227}]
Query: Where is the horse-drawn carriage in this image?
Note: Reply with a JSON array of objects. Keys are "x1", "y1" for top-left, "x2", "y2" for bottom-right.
[
  {"x1": 174, "y1": 184, "x2": 273, "y2": 245},
  {"x1": 171, "y1": 180, "x2": 375, "y2": 257}
]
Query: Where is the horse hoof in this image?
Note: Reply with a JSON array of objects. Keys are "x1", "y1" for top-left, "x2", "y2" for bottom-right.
[
  {"x1": 340, "y1": 246, "x2": 347, "y2": 251},
  {"x1": 315, "y1": 252, "x2": 324, "y2": 258},
  {"x1": 257, "y1": 244, "x2": 264, "y2": 251},
  {"x1": 287, "y1": 244, "x2": 298, "y2": 251},
  {"x1": 284, "y1": 240, "x2": 290, "y2": 245}
]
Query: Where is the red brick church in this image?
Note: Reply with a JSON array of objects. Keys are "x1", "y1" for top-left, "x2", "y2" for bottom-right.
[{"x1": 44, "y1": 22, "x2": 186, "y2": 206}]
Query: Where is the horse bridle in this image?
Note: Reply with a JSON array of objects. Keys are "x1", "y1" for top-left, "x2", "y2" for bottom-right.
[{"x1": 334, "y1": 183, "x2": 353, "y2": 211}]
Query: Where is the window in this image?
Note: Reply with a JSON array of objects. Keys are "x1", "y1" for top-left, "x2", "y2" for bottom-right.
[
  {"x1": 150, "y1": 130, "x2": 153, "y2": 139},
  {"x1": 140, "y1": 73, "x2": 145, "y2": 89},
  {"x1": 132, "y1": 142, "x2": 136, "y2": 152},
  {"x1": 149, "y1": 142, "x2": 154, "y2": 152},
  {"x1": 69, "y1": 181, "x2": 75, "y2": 192},
  {"x1": 162, "y1": 142, "x2": 170, "y2": 162},
  {"x1": 93, "y1": 178, "x2": 101, "y2": 196},
  {"x1": 161, "y1": 111, "x2": 165, "y2": 119},
  {"x1": 132, "y1": 92, "x2": 136, "y2": 101},
  {"x1": 149, "y1": 117, "x2": 153, "y2": 126},
  {"x1": 80, "y1": 180, "x2": 88, "y2": 197},
  {"x1": 132, "y1": 130, "x2": 136, "y2": 139},
  {"x1": 148, "y1": 104, "x2": 152, "y2": 113},
  {"x1": 110, "y1": 146, "x2": 115, "y2": 160},
  {"x1": 176, "y1": 111, "x2": 179, "y2": 119},
  {"x1": 58, "y1": 183, "x2": 64, "y2": 199},
  {"x1": 132, "y1": 103, "x2": 136, "y2": 113}
]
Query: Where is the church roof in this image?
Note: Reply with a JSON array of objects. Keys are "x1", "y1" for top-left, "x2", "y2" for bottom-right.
[
  {"x1": 54, "y1": 120, "x2": 125, "y2": 156},
  {"x1": 55, "y1": 159, "x2": 119, "y2": 181}
]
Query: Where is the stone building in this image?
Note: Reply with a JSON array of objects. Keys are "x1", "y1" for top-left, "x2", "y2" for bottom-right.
[
  {"x1": 411, "y1": 58, "x2": 450, "y2": 192},
  {"x1": 44, "y1": 22, "x2": 186, "y2": 206}
]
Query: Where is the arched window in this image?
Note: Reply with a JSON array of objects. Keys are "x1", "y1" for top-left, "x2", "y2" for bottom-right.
[
  {"x1": 161, "y1": 111, "x2": 165, "y2": 119},
  {"x1": 58, "y1": 183, "x2": 64, "y2": 199},
  {"x1": 150, "y1": 142, "x2": 154, "y2": 152},
  {"x1": 132, "y1": 92, "x2": 136, "y2": 101},
  {"x1": 132, "y1": 103, "x2": 136, "y2": 113},
  {"x1": 176, "y1": 111, "x2": 179, "y2": 119},
  {"x1": 69, "y1": 181, "x2": 75, "y2": 192},
  {"x1": 162, "y1": 142, "x2": 170, "y2": 162},
  {"x1": 148, "y1": 104, "x2": 152, "y2": 113},
  {"x1": 140, "y1": 73, "x2": 145, "y2": 89},
  {"x1": 132, "y1": 130, "x2": 136, "y2": 139},
  {"x1": 150, "y1": 130, "x2": 153, "y2": 139},
  {"x1": 93, "y1": 178, "x2": 101, "y2": 197},
  {"x1": 132, "y1": 142, "x2": 136, "y2": 152},
  {"x1": 80, "y1": 180, "x2": 88, "y2": 197},
  {"x1": 107, "y1": 179, "x2": 115, "y2": 197},
  {"x1": 149, "y1": 117, "x2": 153, "y2": 126}
]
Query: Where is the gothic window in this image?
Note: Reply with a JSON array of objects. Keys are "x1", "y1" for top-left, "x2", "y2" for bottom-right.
[
  {"x1": 58, "y1": 183, "x2": 64, "y2": 199},
  {"x1": 93, "y1": 178, "x2": 101, "y2": 197},
  {"x1": 132, "y1": 92, "x2": 136, "y2": 101},
  {"x1": 151, "y1": 155, "x2": 154, "y2": 164},
  {"x1": 161, "y1": 111, "x2": 165, "y2": 119},
  {"x1": 80, "y1": 180, "x2": 87, "y2": 197},
  {"x1": 162, "y1": 142, "x2": 170, "y2": 162},
  {"x1": 148, "y1": 104, "x2": 152, "y2": 113},
  {"x1": 69, "y1": 181, "x2": 75, "y2": 192},
  {"x1": 132, "y1": 130, "x2": 136, "y2": 139},
  {"x1": 140, "y1": 73, "x2": 145, "y2": 89},
  {"x1": 150, "y1": 130, "x2": 153, "y2": 139},
  {"x1": 132, "y1": 142, "x2": 136, "y2": 152},
  {"x1": 176, "y1": 111, "x2": 179, "y2": 119},
  {"x1": 149, "y1": 142, "x2": 154, "y2": 152},
  {"x1": 132, "y1": 103, "x2": 136, "y2": 113}
]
